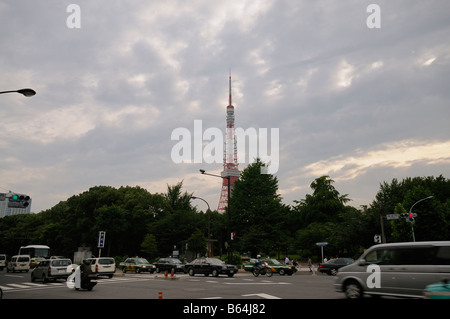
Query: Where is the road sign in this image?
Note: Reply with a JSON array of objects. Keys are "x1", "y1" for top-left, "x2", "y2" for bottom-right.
[
  {"x1": 98, "y1": 231, "x2": 106, "y2": 248},
  {"x1": 386, "y1": 214, "x2": 399, "y2": 220},
  {"x1": 316, "y1": 242, "x2": 328, "y2": 246}
]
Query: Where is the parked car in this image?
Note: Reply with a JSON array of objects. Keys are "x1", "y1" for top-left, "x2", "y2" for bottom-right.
[
  {"x1": 119, "y1": 257, "x2": 155, "y2": 273},
  {"x1": 335, "y1": 241, "x2": 450, "y2": 298},
  {"x1": 0, "y1": 254, "x2": 6, "y2": 271},
  {"x1": 7, "y1": 255, "x2": 30, "y2": 273},
  {"x1": 31, "y1": 258, "x2": 73, "y2": 282},
  {"x1": 424, "y1": 279, "x2": 450, "y2": 299},
  {"x1": 244, "y1": 258, "x2": 296, "y2": 275},
  {"x1": 86, "y1": 257, "x2": 115, "y2": 278},
  {"x1": 184, "y1": 257, "x2": 237, "y2": 277},
  {"x1": 154, "y1": 257, "x2": 186, "y2": 273},
  {"x1": 318, "y1": 258, "x2": 354, "y2": 276}
]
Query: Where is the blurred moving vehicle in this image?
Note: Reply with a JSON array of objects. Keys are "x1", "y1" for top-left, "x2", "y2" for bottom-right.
[
  {"x1": 184, "y1": 257, "x2": 237, "y2": 277},
  {"x1": 335, "y1": 241, "x2": 450, "y2": 298},
  {"x1": 154, "y1": 257, "x2": 186, "y2": 273},
  {"x1": 424, "y1": 279, "x2": 450, "y2": 299},
  {"x1": 318, "y1": 258, "x2": 354, "y2": 276},
  {"x1": 119, "y1": 257, "x2": 155, "y2": 273},
  {"x1": 244, "y1": 258, "x2": 296, "y2": 276},
  {"x1": 31, "y1": 258, "x2": 73, "y2": 282}
]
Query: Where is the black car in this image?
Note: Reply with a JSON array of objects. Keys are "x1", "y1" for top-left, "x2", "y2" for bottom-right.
[
  {"x1": 154, "y1": 257, "x2": 186, "y2": 273},
  {"x1": 184, "y1": 257, "x2": 238, "y2": 277},
  {"x1": 318, "y1": 258, "x2": 354, "y2": 275}
]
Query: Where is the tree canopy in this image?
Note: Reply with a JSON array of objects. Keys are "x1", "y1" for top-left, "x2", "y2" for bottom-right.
[{"x1": 1, "y1": 167, "x2": 448, "y2": 263}]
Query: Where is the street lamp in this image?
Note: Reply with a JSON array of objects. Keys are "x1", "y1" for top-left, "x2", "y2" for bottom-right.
[
  {"x1": 0, "y1": 88, "x2": 36, "y2": 97},
  {"x1": 199, "y1": 169, "x2": 232, "y2": 263},
  {"x1": 192, "y1": 196, "x2": 212, "y2": 257},
  {"x1": 408, "y1": 195, "x2": 433, "y2": 242}
]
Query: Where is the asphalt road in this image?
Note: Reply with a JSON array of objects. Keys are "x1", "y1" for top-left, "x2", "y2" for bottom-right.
[{"x1": 1, "y1": 268, "x2": 342, "y2": 300}]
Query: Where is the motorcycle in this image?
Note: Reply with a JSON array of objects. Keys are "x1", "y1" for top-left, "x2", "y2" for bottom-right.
[{"x1": 252, "y1": 262, "x2": 275, "y2": 277}]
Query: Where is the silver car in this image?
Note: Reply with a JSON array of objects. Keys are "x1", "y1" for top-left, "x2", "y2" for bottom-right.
[
  {"x1": 334, "y1": 241, "x2": 450, "y2": 298},
  {"x1": 31, "y1": 258, "x2": 73, "y2": 282}
]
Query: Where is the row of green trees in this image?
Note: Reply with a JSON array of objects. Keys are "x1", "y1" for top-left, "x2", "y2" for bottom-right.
[{"x1": 1, "y1": 159, "x2": 449, "y2": 263}]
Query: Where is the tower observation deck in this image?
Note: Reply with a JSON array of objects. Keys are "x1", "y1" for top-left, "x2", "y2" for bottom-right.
[{"x1": 217, "y1": 74, "x2": 240, "y2": 213}]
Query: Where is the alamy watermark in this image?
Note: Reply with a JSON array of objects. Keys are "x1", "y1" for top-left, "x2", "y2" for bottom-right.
[
  {"x1": 171, "y1": 120, "x2": 279, "y2": 174},
  {"x1": 366, "y1": 264, "x2": 381, "y2": 288},
  {"x1": 65, "y1": 4, "x2": 381, "y2": 30}
]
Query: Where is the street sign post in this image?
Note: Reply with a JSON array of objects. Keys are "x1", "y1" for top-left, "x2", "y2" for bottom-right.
[
  {"x1": 97, "y1": 231, "x2": 106, "y2": 257},
  {"x1": 316, "y1": 242, "x2": 328, "y2": 263}
]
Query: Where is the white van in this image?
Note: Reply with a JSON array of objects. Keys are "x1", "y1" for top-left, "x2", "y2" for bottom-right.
[
  {"x1": 0, "y1": 254, "x2": 6, "y2": 270},
  {"x1": 86, "y1": 257, "x2": 115, "y2": 278},
  {"x1": 6, "y1": 255, "x2": 31, "y2": 273},
  {"x1": 335, "y1": 241, "x2": 450, "y2": 298}
]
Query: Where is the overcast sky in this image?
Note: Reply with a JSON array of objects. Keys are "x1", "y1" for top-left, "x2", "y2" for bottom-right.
[{"x1": 1, "y1": 0, "x2": 449, "y2": 214}]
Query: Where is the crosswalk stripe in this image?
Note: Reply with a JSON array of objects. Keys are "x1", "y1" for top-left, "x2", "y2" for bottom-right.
[
  {"x1": 0, "y1": 277, "x2": 138, "y2": 292},
  {"x1": 5, "y1": 283, "x2": 30, "y2": 289},
  {"x1": 0, "y1": 285, "x2": 14, "y2": 290},
  {"x1": 23, "y1": 282, "x2": 47, "y2": 287}
]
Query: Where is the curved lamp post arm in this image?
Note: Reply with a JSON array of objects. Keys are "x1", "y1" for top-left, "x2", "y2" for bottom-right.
[
  {"x1": 0, "y1": 88, "x2": 36, "y2": 97},
  {"x1": 409, "y1": 196, "x2": 433, "y2": 213}
]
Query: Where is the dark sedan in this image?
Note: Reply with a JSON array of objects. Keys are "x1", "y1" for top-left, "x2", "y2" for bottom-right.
[
  {"x1": 154, "y1": 257, "x2": 186, "y2": 273},
  {"x1": 318, "y1": 258, "x2": 354, "y2": 275},
  {"x1": 184, "y1": 257, "x2": 238, "y2": 277}
]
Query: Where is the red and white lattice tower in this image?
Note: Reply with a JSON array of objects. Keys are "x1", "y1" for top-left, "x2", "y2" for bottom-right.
[{"x1": 217, "y1": 74, "x2": 240, "y2": 213}]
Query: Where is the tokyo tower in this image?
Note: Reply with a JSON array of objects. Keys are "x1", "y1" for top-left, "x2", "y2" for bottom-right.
[{"x1": 217, "y1": 74, "x2": 240, "y2": 213}]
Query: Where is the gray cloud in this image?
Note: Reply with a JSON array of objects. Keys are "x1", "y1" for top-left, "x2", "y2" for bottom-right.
[{"x1": 1, "y1": 0, "x2": 449, "y2": 213}]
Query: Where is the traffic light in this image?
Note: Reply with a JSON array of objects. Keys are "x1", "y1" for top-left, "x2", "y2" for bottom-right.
[
  {"x1": 231, "y1": 232, "x2": 236, "y2": 240},
  {"x1": 406, "y1": 212, "x2": 417, "y2": 223},
  {"x1": 7, "y1": 194, "x2": 30, "y2": 208},
  {"x1": 20, "y1": 195, "x2": 31, "y2": 208}
]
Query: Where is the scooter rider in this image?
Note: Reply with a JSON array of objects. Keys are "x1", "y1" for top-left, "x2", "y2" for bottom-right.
[{"x1": 80, "y1": 259, "x2": 96, "y2": 290}]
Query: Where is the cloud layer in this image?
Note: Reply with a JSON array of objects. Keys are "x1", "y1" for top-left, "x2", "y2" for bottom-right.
[{"x1": 1, "y1": 1, "x2": 449, "y2": 213}]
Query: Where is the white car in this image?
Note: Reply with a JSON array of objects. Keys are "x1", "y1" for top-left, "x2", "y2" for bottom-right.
[
  {"x1": 31, "y1": 258, "x2": 73, "y2": 282},
  {"x1": 86, "y1": 257, "x2": 116, "y2": 278}
]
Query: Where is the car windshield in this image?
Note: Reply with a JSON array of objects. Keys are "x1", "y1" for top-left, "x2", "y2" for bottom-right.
[
  {"x1": 206, "y1": 258, "x2": 225, "y2": 265},
  {"x1": 52, "y1": 259, "x2": 71, "y2": 266},
  {"x1": 268, "y1": 259, "x2": 282, "y2": 265},
  {"x1": 136, "y1": 258, "x2": 149, "y2": 264},
  {"x1": 168, "y1": 258, "x2": 182, "y2": 264}
]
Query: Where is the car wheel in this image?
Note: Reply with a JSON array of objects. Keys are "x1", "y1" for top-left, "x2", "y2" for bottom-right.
[
  {"x1": 344, "y1": 280, "x2": 363, "y2": 299},
  {"x1": 188, "y1": 268, "x2": 195, "y2": 276},
  {"x1": 279, "y1": 269, "x2": 285, "y2": 276},
  {"x1": 212, "y1": 269, "x2": 219, "y2": 277},
  {"x1": 330, "y1": 268, "x2": 338, "y2": 276}
]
